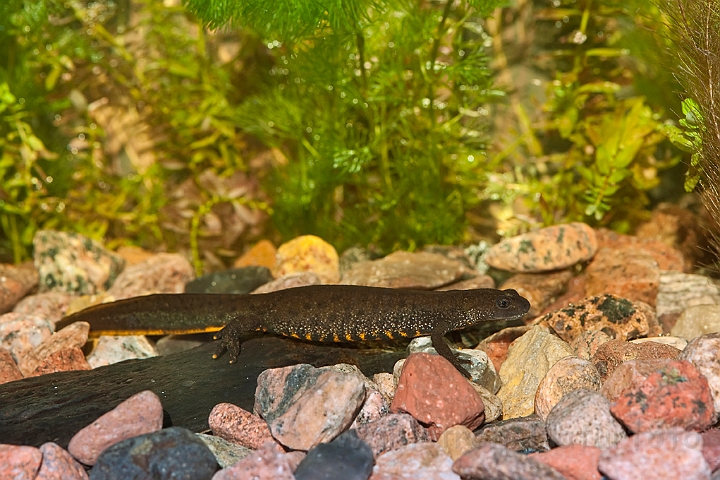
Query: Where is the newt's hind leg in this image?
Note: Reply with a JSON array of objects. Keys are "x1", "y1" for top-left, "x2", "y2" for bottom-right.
[{"x1": 212, "y1": 320, "x2": 245, "y2": 363}]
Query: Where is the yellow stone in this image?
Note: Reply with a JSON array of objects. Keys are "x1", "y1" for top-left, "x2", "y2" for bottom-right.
[
  {"x1": 233, "y1": 239, "x2": 278, "y2": 273},
  {"x1": 276, "y1": 235, "x2": 339, "y2": 284}
]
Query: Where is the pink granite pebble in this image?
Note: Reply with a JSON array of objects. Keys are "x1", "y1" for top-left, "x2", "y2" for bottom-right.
[
  {"x1": 12, "y1": 291, "x2": 75, "y2": 325},
  {"x1": 27, "y1": 346, "x2": 91, "y2": 377},
  {"x1": 703, "y1": 428, "x2": 720, "y2": 472},
  {"x1": 18, "y1": 321, "x2": 90, "y2": 377},
  {"x1": 484, "y1": 222, "x2": 597, "y2": 273},
  {"x1": 390, "y1": 352, "x2": 485, "y2": 440},
  {"x1": 36, "y1": 442, "x2": 88, "y2": 480},
  {"x1": 212, "y1": 441, "x2": 295, "y2": 480},
  {"x1": 254, "y1": 364, "x2": 366, "y2": 450},
  {"x1": 67, "y1": 390, "x2": 163, "y2": 465},
  {"x1": 209, "y1": 403, "x2": 278, "y2": 450},
  {"x1": 609, "y1": 360, "x2": 715, "y2": 433},
  {"x1": 0, "y1": 346, "x2": 23, "y2": 383},
  {"x1": 599, "y1": 428, "x2": 711, "y2": 480},
  {"x1": 453, "y1": 442, "x2": 566, "y2": 480},
  {"x1": 0, "y1": 262, "x2": 39, "y2": 314},
  {"x1": 371, "y1": 442, "x2": 458, "y2": 480},
  {"x1": 106, "y1": 253, "x2": 195, "y2": 300},
  {"x1": 354, "y1": 413, "x2": 429, "y2": 458},
  {"x1": 530, "y1": 444, "x2": 602, "y2": 480},
  {"x1": 0, "y1": 444, "x2": 42, "y2": 480},
  {"x1": 0, "y1": 312, "x2": 54, "y2": 361},
  {"x1": 584, "y1": 248, "x2": 660, "y2": 306}
]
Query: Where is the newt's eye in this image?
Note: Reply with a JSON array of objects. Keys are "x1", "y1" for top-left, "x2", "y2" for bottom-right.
[{"x1": 496, "y1": 298, "x2": 511, "y2": 309}]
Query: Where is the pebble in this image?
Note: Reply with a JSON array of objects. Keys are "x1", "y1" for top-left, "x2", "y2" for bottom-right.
[
  {"x1": 672, "y1": 304, "x2": 720, "y2": 340},
  {"x1": 0, "y1": 262, "x2": 38, "y2": 314},
  {"x1": 541, "y1": 274, "x2": 588, "y2": 315},
  {"x1": 407, "y1": 337, "x2": 500, "y2": 392},
  {"x1": 534, "y1": 356, "x2": 602, "y2": 420},
  {"x1": 484, "y1": 222, "x2": 597, "y2": 273},
  {"x1": 474, "y1": 325, "x2": 531, "y2": 372},
  {"x1": 571, "y1": 330, "x2": 611, "y2": 360},
  {"x1": 497, "y1": 325, "x2": 573, "y2": 419},
  {"x1": 474, "y1": 415, "x2": 549, "y2": 452},
  {"x1": 276, "y1": 235, "x2": 340, "y2": 284},
  {"x1": 634, "y1": 203, "x2": 709, "y2": 266},
  {"x1": 609, "y1": 360, "x2": 715, "y2": 433},
  {"x1": 436, "y1": 275, "x2": 495, "y2": 290},
  {"x1": 86, "y1": 335, "x2": 158, "y2": 368},
  {"x1": 702, "y1": 428, "x2": 720, "y2": 472},
  {"x1": 0, "y1": 312, "x2": 54, "y2": 362},
  {"x1": 233, "y1": 239, "x2": 278, "y2": 271},
  {"x1": 470, "y1": 382, "x2": 503, "y2": 423},
  {"x1": 107, "y1": 253, "x2": 194, "y2": 299},
  {"x1": 656, "y1": 272, "x2": 720, "y2": 329},
  {"x1": 0, "y1": 346, "x2": 23, "y2": 383},
  {"x1": 212, "y1": 440, "x2": 292, "y2": 480},
  {"x1": 371, "y1": 442, "x2": 458, "y2": 480},
  {"x1": 631, "y1": 335, "x2": 688, "y2": 350},
  {"x1": 294, "y1": 430, "x2": 374, "y2": 480},
  {"x1": 452, "y1": 442, "x2": 566, "y2": 480},
  {"x1": 195, "y1": 433, "x2": 252, "y2": 468},
  {"x1": 598, "y1": 428, "x2": 711, "y2": 480},
  {"x1": 342, "y1": 250, "x2": 471, "y2": 289},
  {"x1": 539, "y1": 294, "x2": 650, "y2": 344},
  {"x1": 251, "y1": 271, "x2": 322, "y2": 293},
  {"x1": 591, "y1": 338, "x2": 681, "y2": 381},
  {"x1": 546, "y1": 389, "x2": 627, "y2": 449},
  {"x1": 584, "y1": 248, "x2": 660, "y2": 306},
  {"x1": 68, "y1": 390, "x2": 164, "y2": 465},
  {"x1": 18, "y1": 321, "x2": 90, "y2": 376},
  {"x1": 27, "y1": 346, "x2": 91, "y2": 377},
  {"x1": 33, "y1": 230, "x2": 125, "y2": 294},
  {"x1": 595, "y1": 228, "x2": 687, "y2": 271},
  {"x1": 0, "y1": 444, "x2": 42, "y2": 480},
  {"x1": 12, "y1": 291, "x2": 74, "y2": 325},
  {"x1": 529, "y1": 444, "x2": 602, "y2": 480},
  {"x1": 254, "y1": 364, "x2": 365, "y2": 450},
  {"x1": 184, "y1": 266, "x2": 271, "y2": 294},
  {"x1": 371, "y1": 372, "x2": 396, "y2": 401},
  {"x1": 208, "y1": 403, "x2": 278, "y2": 450},
  {"x1": 351, "y1": 388, "x2": 389, "y2": 428},
  {"x1": 499, "y1": 270, "x2": 574, "y2": 316},
  {"x1": 354, "y1": 413, "x2": 429, "y2": 458},
  {"x1": 90, "y1": 426, "x2": 217, "y2": 480},
  {"x1": 115, "y1": 245, "x2": 155, "y2": 265},
  {"x1": 437, "y1": 425, "x2": 477, "y2": 461},
  {"x1": 601, "y1": 358, "x2": 678, "y2": 402},
  {"x1": 36, "y1": 442, "x2": 88, "y2": 480},
  {"x1": 389, "y1": 352, "x2": 485, "y2": 440}
]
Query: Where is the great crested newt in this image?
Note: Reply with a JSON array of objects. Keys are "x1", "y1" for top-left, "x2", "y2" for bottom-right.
[{"x1": 56, "y1": 285, "x2": 531, "y2": 377}]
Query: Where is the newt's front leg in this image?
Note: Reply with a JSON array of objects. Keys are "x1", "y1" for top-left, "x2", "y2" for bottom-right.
[
  {"x1": 430, "y1": 330, "x2": 471, "y2": 378},
  {"x1": 212, "y1": 320, "x2": 247, "y2": 363}
]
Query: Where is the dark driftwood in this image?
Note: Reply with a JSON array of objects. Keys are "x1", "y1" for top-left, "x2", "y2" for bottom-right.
[{"x1": 0, "y1": 337, "x2": 404, "y2": 448}]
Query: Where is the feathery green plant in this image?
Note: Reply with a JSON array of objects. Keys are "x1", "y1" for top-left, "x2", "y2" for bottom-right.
[{"x1": 184, "y1": 0, "x2": 509, "y2": 251}]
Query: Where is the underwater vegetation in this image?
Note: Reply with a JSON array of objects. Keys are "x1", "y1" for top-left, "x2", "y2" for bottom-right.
[{"x1": 0, "y1": 0, "x2": 707, "y2": 267}]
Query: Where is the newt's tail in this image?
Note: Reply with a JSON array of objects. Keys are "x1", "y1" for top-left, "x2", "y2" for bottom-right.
[{"x1": 55, "y1": 293, "x2": 242, "y2": 337}]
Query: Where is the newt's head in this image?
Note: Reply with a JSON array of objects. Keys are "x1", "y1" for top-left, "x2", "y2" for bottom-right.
[{"x1": 457, "y1": 288, "x2": 531, "y2": 327}]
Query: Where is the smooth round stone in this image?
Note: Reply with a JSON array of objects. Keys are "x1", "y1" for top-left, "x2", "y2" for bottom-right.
[
  {"x1": 534, "y1": 356, "x2": 602, "y2": 421},
  {"x1": 89, "y1": 427, "x2": 217, "y2": 479}
]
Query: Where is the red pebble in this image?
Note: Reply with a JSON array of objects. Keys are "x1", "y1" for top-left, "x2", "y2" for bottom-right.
[
  {"x1": 530, "y1": 444, "x2": 602, "y2": 480},
  {"x1": 0, "y1": 444, "x2": 42, "y2": 480},
  {"x1": 610, "y1": 360, "x2": 715, "y2": 433},
  {"x1": 209, "y1": 403, "x2": 279, "y2": 450},
  {"x1": 390, "y1": 352, "x2": 484, "y2": 440}
]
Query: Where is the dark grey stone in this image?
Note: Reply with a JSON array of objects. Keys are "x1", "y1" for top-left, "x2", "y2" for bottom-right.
[{"x1": 294, "y1": 430, "x2": 374, "y2": 480}]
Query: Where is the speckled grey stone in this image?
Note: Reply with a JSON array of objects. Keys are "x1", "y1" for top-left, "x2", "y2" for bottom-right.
[{"x1": 546, "y1": 388, "x2": 627, "y2": 449}]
